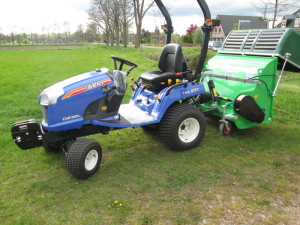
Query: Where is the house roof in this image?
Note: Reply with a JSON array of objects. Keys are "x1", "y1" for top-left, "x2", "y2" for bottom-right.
[
  {"x1": 276, "y1": 9, "x2": 300, "y2": 28},
  {"x1": 284, "y1": 15, "x2": 296, "y2": 20},
  {"x1": 216, "y1": 15, "x2": 267, "y2": 35}
]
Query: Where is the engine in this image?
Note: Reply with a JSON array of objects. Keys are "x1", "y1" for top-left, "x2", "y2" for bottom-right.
[{"x1": 39, "y1": 68, "x2": 125, "y2": 132}]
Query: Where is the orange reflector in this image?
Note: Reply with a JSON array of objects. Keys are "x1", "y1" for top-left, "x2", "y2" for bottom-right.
[
  {"x1": 176, "y1": 72, "x2": 183, "y2": 76},
  {"x1": 206, "y1": 19, "x2": 213, "y2": 24},
  {"x1": 142, "y1": 84, "x2": 148, "y2": 87},
  {"x1": 154, "y1": 95, "x2": 161, "y2": 102}
]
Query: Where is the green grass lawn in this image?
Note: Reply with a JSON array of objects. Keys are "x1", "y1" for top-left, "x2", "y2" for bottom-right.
[{"x1": 0, "y1": 47, "x2": 299, "y2": 224}]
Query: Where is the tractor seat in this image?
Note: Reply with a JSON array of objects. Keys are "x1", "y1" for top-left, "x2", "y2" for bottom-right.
[{"x1": 140, "y1": 43, "x2": 188, "y2": 91}]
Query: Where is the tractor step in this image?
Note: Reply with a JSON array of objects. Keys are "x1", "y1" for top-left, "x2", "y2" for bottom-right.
[{"x1": 94, "y1": 104, "x2": 156, "y2": 127}]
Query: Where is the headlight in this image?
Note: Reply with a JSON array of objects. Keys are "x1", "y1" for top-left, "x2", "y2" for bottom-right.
[
  {"x1": 39, "y1": 88, "x2": 64, "y2": 106},
  {"x1": 40, "y1": 93, "x2": 49, "y2": 106}
]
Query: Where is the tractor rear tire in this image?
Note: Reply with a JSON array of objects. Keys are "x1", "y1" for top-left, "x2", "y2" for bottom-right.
[
  {"x1": 66, "y1": 138, "x2": 102, "y2": 179},
  {"x1": 159, "y1": 104, "x2": 206, "y2": 151}
]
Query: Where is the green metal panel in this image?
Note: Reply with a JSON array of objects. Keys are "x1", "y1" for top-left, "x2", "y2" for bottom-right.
[
  {"x1": 219, "y1": 28, "x2": 300, "y2": 69},
  {"x1": 200, "y1": 54, "x2": 278, "y2": 129}
]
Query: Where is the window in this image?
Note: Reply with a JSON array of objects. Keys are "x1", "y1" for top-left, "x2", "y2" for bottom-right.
[
  {"x1": 295, "y1": 14, "x2": 300, "y2": 27},
  {"x1": 281, "y1": 18, "x2": 287, "y2": 28}
]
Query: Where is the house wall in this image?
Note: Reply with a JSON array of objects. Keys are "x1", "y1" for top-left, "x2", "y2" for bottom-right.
[{"x1": 210, "y1": 25, "x2": 226, "y2": 41}]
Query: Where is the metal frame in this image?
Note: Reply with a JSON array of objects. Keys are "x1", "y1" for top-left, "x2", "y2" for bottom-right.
[{"x1": 154, "y1": 0, "x2": 214, "y2": 82}]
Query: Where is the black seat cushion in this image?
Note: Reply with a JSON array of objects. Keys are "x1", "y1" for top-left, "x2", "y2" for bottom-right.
[
  {"x1": 140, "y1": 71, "x2": 162, "y2": 80},
  {"x1": 141, "y1": 71, "x2": 177, "y2": 84}
]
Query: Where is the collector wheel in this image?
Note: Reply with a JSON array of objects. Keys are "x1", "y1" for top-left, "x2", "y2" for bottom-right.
[
  {"x1": 159, "y1": 104, "x2": 206, "y2": 151},
  {"x1": 66, "y1": 138, "x2": 102, "y2": 179},
  {"x1": 219, "y1": 121, "x2": 233, "y2": 136}
]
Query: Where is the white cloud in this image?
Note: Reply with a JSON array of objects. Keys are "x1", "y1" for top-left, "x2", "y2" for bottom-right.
[
  {"x1": 0, "y1": 0, "x2": 90, "y2": 34},
  {"x1": 2, "y1": 0, "x2": 298, "y2": 35},
  {"x1": 142, "y1": 15, "x2": 204, "y2": 35}
]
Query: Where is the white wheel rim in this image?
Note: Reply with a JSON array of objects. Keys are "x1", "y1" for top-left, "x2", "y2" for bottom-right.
[
  {"x1": 178, "y1": 118, "x2": 200, "y2": 143},
  {"x1": 85, "y1": 149, "x2": 98, "y2": 171}
]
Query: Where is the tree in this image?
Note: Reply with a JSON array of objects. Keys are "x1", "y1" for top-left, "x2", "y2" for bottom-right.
[
  {"x1": 192, "y1": 28, "x2": 202, "y2": 44},
  {"x1": 86, "y1": 22, "x2": 101, "y2": 43},
  {"x1": 186, "y1": 24, "x2": 198, "y2": 35},
  {"x1": 22, "y1": 33, "x2": 29, "y2": 44},
  {"x1": 171, "y1": 33, "x2": 180, "y2": 43},
  {"x1": 63, "y1": 21, "x2": 71, "y2": 44},
  {"x1": 73, "y1": 24, "x2": 85, "y2": 43},
  {"x1": 141, "y1": 29, "x2": 151, "y2": 43},
  {"x1": 133, "y1": 0, "x2": 155, "y2": 48},
  {"x1": 8, "y1": 25, "x2": 18, "y2": 45},
  {"x1": 119, "y1": 0, "x2": 134, "y2": 47},
  {"x1": 88, "y1": 0, "x2": 113, "y2": 46},
  {"x1": 252, "y1": 0, "x2": 299, "y2": 28},
  {"x1": 181, "y1": 34, "x2": 193, "y2": 43},
  {"x1": 110, "y1": 0, "x2": 121, "y2": 46},
  {"x1": 182, "y1": 24, "x2": 201, "y2": 44}
]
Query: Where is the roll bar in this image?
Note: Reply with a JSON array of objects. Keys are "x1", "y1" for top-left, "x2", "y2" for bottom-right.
[
  {"x1": 154, "y1": 0, "x2": 173, "y2": 44},
  {"x1": 194, "y1": 0, "x2": 212, "y2": 82},
  {"x1": 154, "y1": 0, "x2": 218, "y2": 82}
]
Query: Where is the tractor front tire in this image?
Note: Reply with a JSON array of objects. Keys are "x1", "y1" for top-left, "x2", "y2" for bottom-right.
[
  {"x1": 159, "y1": 104, "x2": 206, "y2": 151},
  {"x1": 66, "y1": 138, "x2": 102, "y2": 179}
]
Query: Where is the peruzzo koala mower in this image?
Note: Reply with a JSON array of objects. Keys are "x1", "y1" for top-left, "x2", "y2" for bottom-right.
[{"x1": 196, "y1": 28, "x2": 299, "y2": 135}]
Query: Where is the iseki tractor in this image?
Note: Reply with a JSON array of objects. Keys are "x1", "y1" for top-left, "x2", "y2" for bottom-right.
[{"x1": 12, "y1": 0, "x2": 221, "y2": 179}]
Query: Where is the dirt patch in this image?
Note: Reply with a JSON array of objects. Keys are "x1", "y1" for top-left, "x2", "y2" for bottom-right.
[{"x1": 0, "y1": 45, "x2": 92, "y2": 51}]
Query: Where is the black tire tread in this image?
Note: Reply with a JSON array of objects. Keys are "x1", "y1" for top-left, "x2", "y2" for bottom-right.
[
  {"x1": 66, "y1": 138, "x2": 102, "y2": 179},
  {"x1": 159, "y1": 103, "x2": 206, "y2": 151}
]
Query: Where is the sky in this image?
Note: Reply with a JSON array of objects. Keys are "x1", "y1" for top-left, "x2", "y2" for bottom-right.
[{"x1": 0, "y1": 0, "x2": 299, "y2": 35}]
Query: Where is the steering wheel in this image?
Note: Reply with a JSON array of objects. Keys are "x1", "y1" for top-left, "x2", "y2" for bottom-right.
[{"x1": 111, "y1": 55, "x2": 138, "y2": 75}]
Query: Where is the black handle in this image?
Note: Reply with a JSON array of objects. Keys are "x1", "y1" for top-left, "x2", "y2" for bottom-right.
[
  {"x1": 111, "y1": 56, "x2": 137, "y2": 68},
  {"x1": 165, "y1": 82, "x2": 188, "y2": 96}
]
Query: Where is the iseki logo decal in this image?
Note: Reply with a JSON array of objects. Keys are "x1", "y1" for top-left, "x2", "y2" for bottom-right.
[{"x1": 62, "y1": 78, "x2": 112, "y2": 100}]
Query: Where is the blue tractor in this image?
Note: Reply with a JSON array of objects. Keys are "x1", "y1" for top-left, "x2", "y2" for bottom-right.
[{"x1": 12, "y1": 0, "x2": 219, "y2": 179}]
